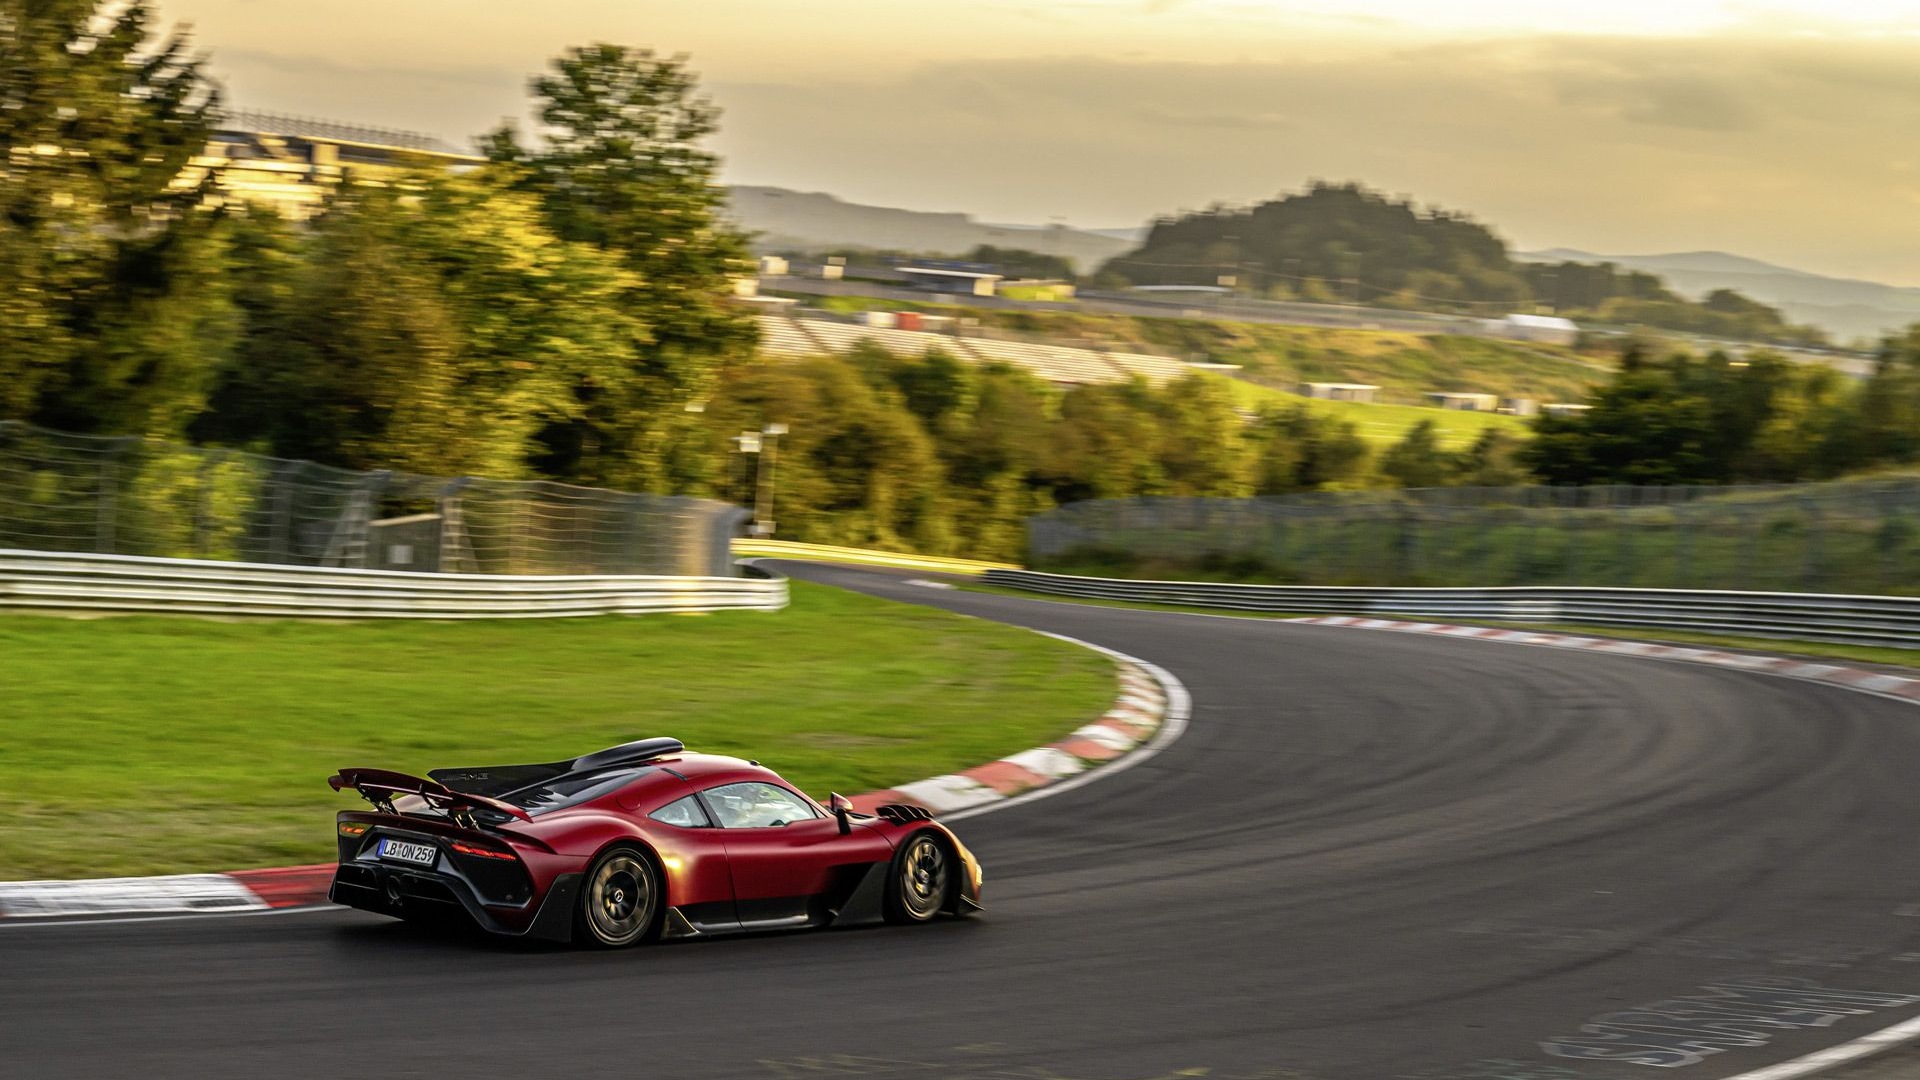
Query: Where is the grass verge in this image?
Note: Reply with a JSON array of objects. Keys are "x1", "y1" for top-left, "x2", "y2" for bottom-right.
[
  {"x1": 0, "y1": 581, "x2": 1113, "y2": 879},
  {"x1": 1210, "y1": 375, "x2": 1531, "y2": 449},
  {"x1": 962, "y1": 582, "x2": 1920, "y2": 670}
]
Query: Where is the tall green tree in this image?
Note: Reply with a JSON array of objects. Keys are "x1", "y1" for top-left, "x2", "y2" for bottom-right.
[
  {"x1": 251, "y1": 174, "x2": 644, "y2": 477},
  {"x1": 1380, "y1": 419, "x2": 1453, "y2": 489},
  {"x1": 485, "y1": 45, "x2": 755, "y2": 489},
  {"x1": 1, "y1": 0, "x2": 228, "y2": 434},
  {"x1": 1248, "y1": 405, "x2": 1372, "y2": 493}
]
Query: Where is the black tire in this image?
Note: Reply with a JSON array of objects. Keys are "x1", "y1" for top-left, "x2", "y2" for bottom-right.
[
  {"x1": 575, "y1": 847, "x2": 661, "y2": 948},
  {"x1": 884, "y1": 830, "x2": 953, "y2": 924}
]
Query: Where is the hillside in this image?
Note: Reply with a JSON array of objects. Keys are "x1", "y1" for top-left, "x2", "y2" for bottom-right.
[
  {"x1": 800, "y1": 295, "x2": 1606, "y2": 407},
  {"x1": 1518, "y1": 248, "x2": 1920, "y2": 342},
  {"x1": 1102, "y1": 183, "x2": 1826, "y2": 348},
  {"x1": 725, "y1": 186, "x2": 1133, "y2": 272}
]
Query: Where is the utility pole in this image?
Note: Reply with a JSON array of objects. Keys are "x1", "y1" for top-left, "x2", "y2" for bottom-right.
[{"x1": 753, "y1": 423, "x2": 787, "y2": 537}]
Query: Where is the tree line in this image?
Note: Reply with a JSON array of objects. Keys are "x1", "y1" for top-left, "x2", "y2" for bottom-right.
[
  {"x1": 1099, "y1": 182, "x2": 1828, "y2": 348},
  {"x1": 4, "y1": 3, "x2": 751, "y2": 493},
  {"x1": 8, "y1": 3, "x2": 1920, "y2": 566}
]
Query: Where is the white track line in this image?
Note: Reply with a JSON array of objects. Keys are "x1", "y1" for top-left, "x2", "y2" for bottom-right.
[
  {"x1": 1288, "y1": 616, "x2": 1920, "y2": 1080},
  {"x1": 1720, "y1": 1013, "x2": 1920, "y2": 1080},
  {"x1": 942, "y1": 633, "x2": 1190, "y2": 823}
]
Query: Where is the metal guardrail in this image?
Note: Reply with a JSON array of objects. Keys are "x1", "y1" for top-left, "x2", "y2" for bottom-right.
[
  {"x1": 983, "y1": 569, "x2": 1920, "y2": 649},
  {"x1": 1, "y1": 550, "x2": 788, "y2": 620},
  {"x1": 732, "y1": 539, "x2": 1015, "y2": 574}
]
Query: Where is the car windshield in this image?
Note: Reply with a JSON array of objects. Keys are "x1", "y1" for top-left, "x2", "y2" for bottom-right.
[{"x1": 498, "y1": 768, "x2": 648, "y2": 815}]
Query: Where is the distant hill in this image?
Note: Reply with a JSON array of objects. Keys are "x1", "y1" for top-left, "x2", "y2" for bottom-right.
[
  {"x1": 1517, "y1": 248, "x2": 1920, "y2": 342},
  {"x1": 724, "y1": 186, "x2": 1134, "y2": 271}
]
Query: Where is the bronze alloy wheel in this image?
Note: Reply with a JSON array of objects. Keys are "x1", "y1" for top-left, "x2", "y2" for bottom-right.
[
  {"x1": 895, "y1": 834, "x2": 949, "y2": 922},
  {"x1": 580, "y1": 849, "x2": 658, "y2": 947}
]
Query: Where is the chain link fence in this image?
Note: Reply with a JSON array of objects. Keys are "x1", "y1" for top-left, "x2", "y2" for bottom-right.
[
  {"x1": 1028, "y1": 483, "x2": 1920, "y2": 596},
  {"x1": 0, "y1": 422, "x2": 749, "y2": 577}
]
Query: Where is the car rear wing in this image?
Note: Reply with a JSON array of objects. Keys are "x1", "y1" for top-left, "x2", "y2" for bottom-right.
[{"x1": 329, "y1": 768, "x2": 533, "y2": 823}]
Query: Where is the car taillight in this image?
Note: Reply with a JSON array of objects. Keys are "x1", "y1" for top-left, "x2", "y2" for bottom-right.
[
  {"x1": 450, "y1": 841, "x2": 515, "y2": 861},
  {"x1": 338, "y1": 822, "x2": 369, "y2": 837}
]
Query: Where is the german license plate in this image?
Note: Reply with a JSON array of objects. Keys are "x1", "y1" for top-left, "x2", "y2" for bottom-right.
[{"x1": 376, "y1": 838, "x2": 437, "y2": 866}]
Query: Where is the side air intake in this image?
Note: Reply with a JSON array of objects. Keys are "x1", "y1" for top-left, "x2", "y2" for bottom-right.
[{"x1": 570, "y1": 738, "x2": 685, "y2": 773}]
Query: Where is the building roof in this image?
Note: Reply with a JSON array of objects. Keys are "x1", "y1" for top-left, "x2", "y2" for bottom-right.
[
  {"x1": 214, "y1": 109, "x2": 480, "y2": 160},
  {"x1": 1504, "y1": 313, "x2": 1579, "y2": 330},
  {"x1": 899, "y1": 267, "x2": 1004, "y2": 281}
]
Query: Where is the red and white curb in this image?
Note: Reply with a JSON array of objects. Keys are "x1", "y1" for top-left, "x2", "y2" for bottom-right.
[
  {"x1": 1292, "y1": 617, "x2": 1920, "y2": 706},
  {"x1": 0, "y1": 633, "x2": 1186, "y2": 921},
  {"x1": 0, "y1": 865, "x2": 343, "y2": 920}
]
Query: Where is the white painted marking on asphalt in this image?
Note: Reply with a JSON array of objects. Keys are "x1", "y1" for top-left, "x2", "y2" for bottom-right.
[
  {"x1": 0, "y1": 904, "x2": 335, "y2": 929},
  {"x1": 0, "y1": 874, "x2": 266, "y2": 917},
  {"x1": 1069, "y1": 724, "x2": 1139, "y2": 751},
  {"x1": 904, "y1": 579, "x2": 955, "y2": 590},
  {"x1": 894, "y1": 774, "x2": 1002, "y2": 814},
  {"x1": 1001, "y1": 747, "x2": 1086, "y2": 780},
  {"x1": 1719, "y1": 1011, "x2": 1920, "y2": 1080},
  {"x1": 944, "y1": 643, "x2": 1191, "y2": 824}
]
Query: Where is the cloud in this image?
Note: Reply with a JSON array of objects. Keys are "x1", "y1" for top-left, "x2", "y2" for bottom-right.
[{"x1": 705, "y1": 35, "x2": 1920, "y2": 282}]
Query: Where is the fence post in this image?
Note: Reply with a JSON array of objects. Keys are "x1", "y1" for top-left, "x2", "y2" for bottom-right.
[
  {"x1": 268, "y1": 461, "x2": 305, "y2": 564},
  {"x1": 1802, "y1": 494, "x2": 1823, "y2": 592},
  {"x1": 437, "y1": 476, "x2": 474, "y2": 574},
  {"x1": 194, "y1": 449, "x2": 228, "y2": 560},
  {"x1": 96, "y1": 437, "x2": 132, "y2": 555},
  {"x1": 1676, "y1": 507, "x2": 1696, "y2": 588}
]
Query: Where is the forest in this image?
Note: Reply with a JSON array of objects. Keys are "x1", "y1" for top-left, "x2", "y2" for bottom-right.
[
  {"x1": 1099, "y1": 182, "x2": 1830, "y2": 348},
  {"x1": 7, "y1": 3, "x2": 1920, "y2": 563}
]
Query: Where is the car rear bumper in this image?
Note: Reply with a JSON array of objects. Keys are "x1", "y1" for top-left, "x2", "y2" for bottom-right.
[{"x1": 329, "y1": 861, "x2": 581, "y2": 943}]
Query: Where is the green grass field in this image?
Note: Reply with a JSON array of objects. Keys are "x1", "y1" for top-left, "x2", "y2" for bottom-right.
[
  {"x1": 1210, "y1": 375, "x2": 1530, "y2": 448},
  {"x1": 775, "y1": 294, "x2": 1608, "y2": 407},
  {"x1": 0, "y1": 582, "x2": 1113, "y2": 879}
]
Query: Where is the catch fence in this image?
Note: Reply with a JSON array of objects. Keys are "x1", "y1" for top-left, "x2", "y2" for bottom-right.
[
  {"x1": 1028, "y1": 483, "x2": 1920, "y2": 596},
  {"x1": 0, "y1": 422, "x2": 748, "y2": 577}
]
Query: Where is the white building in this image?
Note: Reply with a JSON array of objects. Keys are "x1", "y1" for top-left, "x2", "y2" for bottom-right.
[
  {"x1": 1495, "y1": 313, "x2": 1580, "y2": 346},
  {"x1": 1300, "y1": 382, "x2": 1381, "y2": 403},
  {"x1": 899, "y1": 267, "x2": 1002, "y2": 297},
  {"x1": 1426, "y1": 392, "x2": 1499, "y2": 412}
]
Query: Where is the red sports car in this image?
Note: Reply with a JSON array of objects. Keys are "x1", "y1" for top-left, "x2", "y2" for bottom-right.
[{"x1": 326, "y1": 738, "x2": 983, "y2": 947}]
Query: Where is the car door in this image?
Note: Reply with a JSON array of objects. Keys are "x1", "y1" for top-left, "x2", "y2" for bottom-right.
[{"x1": 699, "y1": 781, "x2": 886, "y2": 928}]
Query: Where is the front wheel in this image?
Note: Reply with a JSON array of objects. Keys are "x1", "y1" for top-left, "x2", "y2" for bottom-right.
[
  {"x1": 576, "y1": 848, "x2": 660, "y2": 948},
  {"x1": 885, "y1": 831, "x2": 952, "y2": 924}
]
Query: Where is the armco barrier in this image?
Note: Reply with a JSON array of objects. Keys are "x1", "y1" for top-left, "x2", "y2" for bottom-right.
[
  {"x1": 0, "y1": 549, "x2": 787, "y2": 619},
  {"x1": 731, "y1": 539, "x2": 1015, "y2": 574},
  {"x1": 983, "y1": 568, "x2": 1920, "y2": 649}
]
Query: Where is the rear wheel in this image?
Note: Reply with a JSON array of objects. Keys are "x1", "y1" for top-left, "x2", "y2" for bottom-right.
[
  {"x1": 576, "y1": 848, "x2": 660, "y2": 948},
  {"x1": 885, "y1": 831, "x2": 952, "y2": 924}
]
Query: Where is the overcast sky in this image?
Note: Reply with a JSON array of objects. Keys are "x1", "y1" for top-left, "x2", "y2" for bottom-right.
[{"x1": 160, "y1": 1, "x2": 1920, "y2": 284}]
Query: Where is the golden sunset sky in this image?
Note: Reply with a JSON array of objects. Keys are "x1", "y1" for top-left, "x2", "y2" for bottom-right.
[{"x1": 160, "y1": 1, "x2": 1920, "y2": 282}]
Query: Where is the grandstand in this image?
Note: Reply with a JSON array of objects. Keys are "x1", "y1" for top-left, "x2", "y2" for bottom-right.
[
  {"x1": 750, "y1": 313, "x2": 1195, "y2": 387},
  {"x1": 180, "y1": 110, "x2": 486, "y2": 220},
  {"x1": 753, "y1": 315, "x2": 822, "y2": 358},
  {"x1": 956, "y1": 337, "x2": 1127, "y2": 385},
  {"x1": 1106, "y1": 352, "x2": 1197, "y2": 382}
]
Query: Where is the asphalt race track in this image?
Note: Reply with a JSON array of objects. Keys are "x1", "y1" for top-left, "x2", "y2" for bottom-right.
[{"x1": 11, "y1": 561, "x2": 1920, "y2": 1080}]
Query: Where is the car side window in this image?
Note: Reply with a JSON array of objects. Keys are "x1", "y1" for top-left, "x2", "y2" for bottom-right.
[
  {"x1": 648, "y1": 794, "x2": 711, "y2": 828},
  {"x1": 702, "y1": 782, "x2": 819, "y2": 829}
]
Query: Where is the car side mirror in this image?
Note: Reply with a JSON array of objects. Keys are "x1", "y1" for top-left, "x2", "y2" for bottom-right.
[{"x1": 829, "y1": 793, "x2": 853, "y2": 835}]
